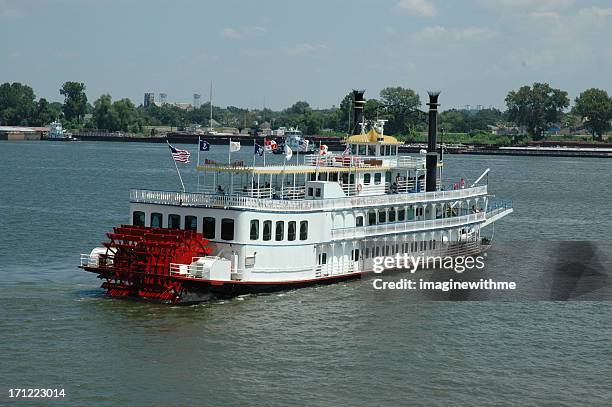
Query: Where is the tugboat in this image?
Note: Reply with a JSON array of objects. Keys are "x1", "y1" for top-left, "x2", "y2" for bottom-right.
[
  {"x1": 45, "y1": 120, "x2": 78, "y2": 141},
  {"x1": 79, "y1": 90, "x2": 513, "y2": 304}
]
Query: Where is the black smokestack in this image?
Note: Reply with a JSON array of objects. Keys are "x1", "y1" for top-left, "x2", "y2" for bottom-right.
[
  {"x1": 426, "y1": 91, "x2": 440, "y2": 192},
  {"x1": 352, "y1": 89, "x2": 365, "y2": 135}
]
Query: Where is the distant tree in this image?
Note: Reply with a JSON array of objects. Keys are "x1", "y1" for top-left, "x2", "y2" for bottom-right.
[
  {"x1": 60, "y1": 81, "x2": 88, "y2": 123},
  {"x1": 439, "y1": 109, "x2": 469, "y2": 133},
  {"x1": 573, "y1": 88, "x2": 612, "y2": 140},
  {"x1": 112, "y1": 98, "x2": 137, "y2": 132},
  {"x1": 505, "y1": 83, "x2": 569, "y2": 139},
  {"x1": 378, "y1": 87, "x2": 421, "y2": 135},
  {"x1": 0, "y1": 82, "x2": 37, "y2": 125},
  {"x1": 299, "y1": 110, "x2": 322, "y2": 135},
  {"x1": 32, "y1": 98, "x2": 60, "y2": 126},
  {"x1": 285, "y1": 101, "x2": 311, "y2": 115},
  {"x1": 92, "y1": 94, "x2": 119, "y2": 131}
]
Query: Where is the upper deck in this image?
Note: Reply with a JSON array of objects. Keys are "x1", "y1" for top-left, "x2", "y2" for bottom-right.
[{"x1": 130, "y1": 185, "x2": 488, "y2": 213}]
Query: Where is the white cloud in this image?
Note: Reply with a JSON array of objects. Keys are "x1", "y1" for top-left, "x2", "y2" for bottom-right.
[
  {"x1": 0, "y1": 0, "x2": 24, "y2": 18},
  {"x1": 220, "y1": 26, "x2": 267, "y2": 40},
  {"x1": 411, "y1": 26, "x2": 496, "y2": 42},
  {"x1": 394, "y1": 0, "x2": 437, "y2": 17},
  {"x1": 479, "y1": 0, "x2": 574, "y2": 11},
  {"x1": 577, "y1": 7, "x2": 612, "y2": 19},
  {"x1": 284, "y1": 43, "x2": 328, "y2": 56}
]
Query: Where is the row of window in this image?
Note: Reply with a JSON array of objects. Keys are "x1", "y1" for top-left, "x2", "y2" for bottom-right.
[
  {"x1": 132, "y1": 212, "x2": 309, "y2": 242},
  {"x1": 318, "y1": 240, "x2": 438, "y2": 265},
  {"x1": 349, "y1": 144, "x2": 398, "y2": 156},
  {"x1": 249, "y1": 220, "x2": 308, "y2": 241},
  {"x1": 354, "y1": 206, "x2": 423, "y2": 227},
  {"x1": 132, "y1": 212, "x2": 235, "y2": 240},
  {"x1": 362, "y1": 240, "x2": 437, "y2": 259}
]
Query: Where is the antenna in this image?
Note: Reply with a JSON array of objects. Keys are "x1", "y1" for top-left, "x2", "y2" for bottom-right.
[{"x1": 209, "y1": 81, "x2": 213, "y2": 129}]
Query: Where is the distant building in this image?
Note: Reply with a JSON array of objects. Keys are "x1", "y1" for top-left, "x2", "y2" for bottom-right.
[
  {"x1": 144, "y1": 93, "x2": 155, "y2": 107},
  {"x1": 0, "y1": 126, "x2": 48, "y2": 140}
]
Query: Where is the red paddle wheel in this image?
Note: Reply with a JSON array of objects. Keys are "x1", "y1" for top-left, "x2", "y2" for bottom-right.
[{"x1": 82, "y1": 225, "x2": 212, "y2": 303}]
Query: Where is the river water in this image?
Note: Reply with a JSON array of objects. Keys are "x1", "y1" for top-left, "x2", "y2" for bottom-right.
[{"x1": 0, "y1": 141, "x2": 610, "y2": 406}]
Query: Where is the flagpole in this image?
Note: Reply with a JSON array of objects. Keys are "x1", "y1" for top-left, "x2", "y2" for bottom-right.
[
  {"x1": 166, "y1": 140, "x2": 186, "y2": 192},
  {"x1": 197, "y1": 136, "x2": 201, "y2": 192},
  {"x1": 251, "y1": 140, "x2": 256, "y2": 196},
  {"x1": 228, "y1": 138, "x2": 233, "y2": 194}
]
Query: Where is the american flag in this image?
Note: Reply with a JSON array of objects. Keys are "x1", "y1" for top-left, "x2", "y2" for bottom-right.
[{"x1": 168, "y1": 143, "x2": 191, "y2": 163}]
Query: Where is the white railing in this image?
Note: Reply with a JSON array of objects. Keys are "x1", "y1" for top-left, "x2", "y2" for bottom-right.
[
  {"x1": 397, "y1": 155, "x2": 426, "y2": 168},
  {"x1": 130, "y1": 185, "x2": 487, "y2": 212},
  {"x1": 80, "y1": 254, "x2": 97, "y2": 267},
  {"x1": 330, "y1": 212, "x2": 486, "y2": 240},
  {"x1": 314, "y1": 262, "x2": 356, "y2": 278},
  {"x1": 303, "y1": 154, "x2": 426, "y2": 170}
]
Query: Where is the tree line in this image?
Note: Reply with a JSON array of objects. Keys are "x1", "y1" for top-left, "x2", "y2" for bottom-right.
[{"x1": 0, "y1": 81, "x2": 610, "y2": 140}]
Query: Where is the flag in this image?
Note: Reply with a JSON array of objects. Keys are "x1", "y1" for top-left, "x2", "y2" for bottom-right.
[
  {"x1": 319, "y1": 144, "x2": 328, "y2": 156},
  {"x1": 199, "y1": 139, "x2": 210, "y2": 151},
  {"x1": 284, "y1": 144, "x2": 293, "y2": 160},
  {"x1": 264, "y1": 139, "x2": 277, "y2": 152},
  {"x1": 254, "y1": 143, "x2": 264, "y2": 156},
  {"x1": 342, "y1": 144, "x2": 351, "y2": 155},
  {"x1": 298, "y1": 138, "x2": 309, "y2": 152},
  {"x1": 229, "y1": 141, "x2": 241, "y2": 152},
  {"x1": 168, "y1": 143, "x2": 190, "y2": 163}
]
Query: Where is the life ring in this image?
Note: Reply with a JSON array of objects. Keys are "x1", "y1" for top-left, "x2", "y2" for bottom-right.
[{"x1": 356, "y1": 184, "x2": 363, "y2": 193}]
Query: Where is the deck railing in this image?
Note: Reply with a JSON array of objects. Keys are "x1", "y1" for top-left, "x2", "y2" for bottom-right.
[
  {"x1": 330, "y1": 212, "x2": 487, "y2": 240},
  {"x1": 130, "y1": 185, "x2": 488, "y2": 212}
]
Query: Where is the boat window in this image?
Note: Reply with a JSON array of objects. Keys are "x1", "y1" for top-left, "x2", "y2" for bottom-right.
[
  {"x1": 356, "y1": 216, "x2": 364, "y2": 227},
  {"x1": 318, "y1": 253, "x2": 327, "y2": 265},
  {"x1": 386, "y1": 146, "x2": 391, "y2": 155},
  {"x1": 342, "y1": 173, "x2": 349, "y2": 184},
  {"x1": 309, "y1": 173, "x2": 316, "y2": 181},
  {"x1": 132, "y1": 211, "x2": 145, "y2": 226},
  {"x1": 203, "y1": 217, "x2": 215, "y2": 239},
  {"x1": 375, "y1": 247, "x2": 380, "y2": 257},
  {"x1": 364, "y1": 174, "x2": 371, "y2": 185},
  {"x1": 351, "y1": 249, "x2": 360, "y2": 261},
  {"x1": 307, "y1": 187, "x2": 313, "y2": 197},
  {"x1": 368, "y1": 145, "x2": 376, "y2": 155},
  {"x1": 378, "y1": 210, "x2": 386, "y2": 223},
  {"x1": 315, "y1": 188, "x2": 321, "y2": 197},
  {"x1": 408, "y1": 206, "x2": 415, "y2": 220},
  {"x1": 299, "y1": 221, "x2": 308, "y2": 240},
  {"x1": 263, "y1": 220, "x2": 272, "y2": 241},
  {"x1": 385, "y1": 172, "x2": 391, "y2": 183},
  {"x1": 374, "y1": 173, "x2": 382, "y2": 184},
  {"x1": 150, "y1": 212, "x2": 162, "y2": 228},
  {"x1": 368, "y1": 211, "x2": 377, "y2": 225},
  {"x1": 221, "y1": 218, "x2": 234, "y2": 240},
  {"x1": 349, "y1": 173, "x2": 355, "y2": 184},
  {"x1": 359, "y1": 145, "x2": 366, "y2": 155},
  {"x1": 275, "y1": 221, "x2": 284, "y2": 241},
  {"x1": 388, "y1": 208, "x2": 396, "y2": 222},
  {"x1": 385, "y1": 246, "x2": 390, "y2": 256},
  {"x1": 250, "y1": 220, "x2": 259, "y2": 240},
  {"x1": 351, "y1": 144, "x2": 357, "y2": 154},
  {"x1": 185, "y1": 216, "x2": 197, "y2": 231},
  {"x1": 398, "y1": 208, "x2": 406, "y2": 221},
  {"x1": 288, "y1": 221, "x2": 296, "y2": 241},
  {"x1": 391, "y1": 146, "x2": 397, "y2": 155},
  {"x1": 168, "y1": 214, "x2": 181, "y2": 229}
]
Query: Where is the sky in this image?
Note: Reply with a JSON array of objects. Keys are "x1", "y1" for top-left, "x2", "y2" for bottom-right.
[{"x1": 1, "y1": 0, "x2": 611, "y2": 111}]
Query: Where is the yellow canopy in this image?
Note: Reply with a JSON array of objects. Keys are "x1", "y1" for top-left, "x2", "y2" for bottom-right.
[{"x1": 346, "y1": 129, "x2": 402, "y2": 144}]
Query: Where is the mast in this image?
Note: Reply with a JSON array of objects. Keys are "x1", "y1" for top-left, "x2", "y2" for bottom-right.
[{"x1": 209, "y1": 81, "x2": 213, "y2": 129}]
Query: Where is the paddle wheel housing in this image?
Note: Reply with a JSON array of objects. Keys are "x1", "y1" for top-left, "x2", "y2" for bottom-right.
[{"x1": 81, "y1": 225, "x2": 212, "y2": 303}]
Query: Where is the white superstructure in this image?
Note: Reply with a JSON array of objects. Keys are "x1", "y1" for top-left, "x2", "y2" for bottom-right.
[{"x1": 127, "y1": 120, "x2": 512, "y2": 285}]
